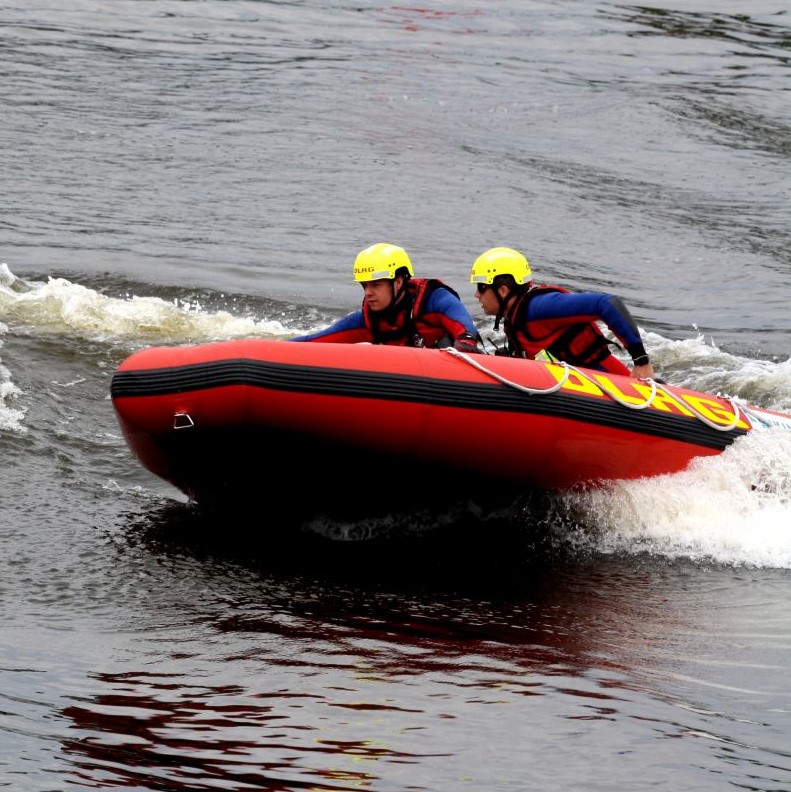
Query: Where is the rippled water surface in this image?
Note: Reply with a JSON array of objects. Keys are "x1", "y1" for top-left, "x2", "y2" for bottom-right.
[{"x1": 2, "y1": 1, "x2": 791, "y2": 789}]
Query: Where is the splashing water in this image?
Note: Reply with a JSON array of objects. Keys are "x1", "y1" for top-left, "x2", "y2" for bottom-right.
[
  {"x1": 556, "y1": 430, "x2": 791, "y2": 568},
  {"x1": 1, "y1": 264, "x2": 292, "y2": 345}
]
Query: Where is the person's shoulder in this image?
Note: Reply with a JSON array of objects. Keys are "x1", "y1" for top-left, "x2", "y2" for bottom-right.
[{"x1": 426, "y1": 280, "x2": 465, "y2": 302}]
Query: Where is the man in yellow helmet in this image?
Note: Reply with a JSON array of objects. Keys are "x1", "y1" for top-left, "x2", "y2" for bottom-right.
[
  {"x1": 292, "y1": 243, "x2": 482, "y2": 352},
  {"x1": 470, "y1": 247, "x2": 655, "y2": 378}
]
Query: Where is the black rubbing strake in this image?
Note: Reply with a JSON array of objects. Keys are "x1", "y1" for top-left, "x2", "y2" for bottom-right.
[{"x1": 111, "y1": 358, "x2": 746, "y2": 451}]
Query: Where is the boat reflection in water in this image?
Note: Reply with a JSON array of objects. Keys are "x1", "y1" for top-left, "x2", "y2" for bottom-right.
[{"x1": 58, "y1": 507, "x2": 699, "y2": 791}]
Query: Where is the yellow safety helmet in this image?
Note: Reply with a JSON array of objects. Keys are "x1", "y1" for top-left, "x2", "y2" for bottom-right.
[
  {"x1": 353, "y1": 243, "x2": 414, "y2": 283},
  {"x1": 470, "y1": 247, "x2": 532, "y2": 286}
]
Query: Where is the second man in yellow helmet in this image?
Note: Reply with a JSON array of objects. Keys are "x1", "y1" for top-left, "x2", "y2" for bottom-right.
[{"x1": 470, "y1": 246, "x2": 655, "y2": 379}]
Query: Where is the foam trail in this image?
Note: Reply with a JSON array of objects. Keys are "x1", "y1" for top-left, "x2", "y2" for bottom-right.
[
  {"x1": 559, "y1": 431, "x2": 791, "y2": 568},
  {"x1": 0, "y1": 268, "x2": 27, "y2": 430},
  {"x1": 645, "y1": 330, "x2": 791, "y2": 413},
  {"x1": 0, "y1": 263, "x2": 292, "y2": 344},
  {"x1": 0, "y1": 348, "x2": 26, "y2": 433}
]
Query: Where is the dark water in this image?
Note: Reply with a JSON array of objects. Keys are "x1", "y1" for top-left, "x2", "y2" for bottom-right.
[{"x1": 2, "y1": 1, "x2": 791, "y2": 789}]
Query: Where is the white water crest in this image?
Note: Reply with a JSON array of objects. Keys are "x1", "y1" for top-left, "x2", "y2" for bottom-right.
[
  {"x1": 559, "y1": 430, "x2": 791, "y2": 569},
  {"x1": 646, "y1": 330, "x2": 791, "y2": 414},
  {"x1": 0, "y1": 264, "x2": 292, "y2": 345},
  {"x1": 0, "y1": 354, "x2": 26, "y2": 434},
  {"x1": 0, "y1": 269, "x2": 27, "y2": 432}
]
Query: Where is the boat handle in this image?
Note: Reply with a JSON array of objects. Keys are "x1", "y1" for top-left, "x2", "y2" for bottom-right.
[{"x1": 173, "y1": 412, "x2": 195, "y2": 430}]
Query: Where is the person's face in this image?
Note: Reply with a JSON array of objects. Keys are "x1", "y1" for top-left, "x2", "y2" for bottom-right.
[
  {"x1": 474, "y1": 283, "x2": 500, "y2": 316},
  {"x1": 362, "y1": 276, "x2": 400, "y2": 312}
]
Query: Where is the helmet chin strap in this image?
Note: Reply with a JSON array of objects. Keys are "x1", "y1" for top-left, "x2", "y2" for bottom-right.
[
  {"x1": 374, "y1": 277, "x2": 408, "y2": 319},
  {"x1": 393, "y1": 277, "x2": 408, "y2": 305},
  {"x1": 493, "y1": 284, "x2": 525, "y2": 330},
  {"x1": 388, "y1": 277, "x2": 408, "y2": 313},
  {"x1": 493, "y1": 287, "x2": 508, "y2": 331}
]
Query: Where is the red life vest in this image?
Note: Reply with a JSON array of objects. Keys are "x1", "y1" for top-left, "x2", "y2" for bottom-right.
[
  {"x1": 504, "y1": 285, "x2": 629, "y2": 375},
  {"x1": 361, "y1": 277, "x2": 457, "y2": 348}
]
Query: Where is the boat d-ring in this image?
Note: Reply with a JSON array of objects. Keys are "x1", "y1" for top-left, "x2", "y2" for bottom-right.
[{"x1": 173, "y1": 412, "x2": 195, "y2": 430}]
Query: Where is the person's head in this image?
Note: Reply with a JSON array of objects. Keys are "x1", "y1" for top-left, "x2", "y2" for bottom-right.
[
  {"x1": 354, "y1": 242, "x2": 414, "y2": 313},
  {"x1": 470, "y1": 247, "x2": 532, "y2": 317}
]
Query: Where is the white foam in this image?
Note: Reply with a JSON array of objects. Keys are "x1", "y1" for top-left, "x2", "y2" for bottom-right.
[
  {"x1": 0, "y1": 264, "x2": 292, "y2": 344},
  {"x1": 0, "y1": 353, "x2": 26, "y2": 434},
  {"x1": 645, "y1": 330, "x2": 791, "y2": 412},
  {"x1": 560, "y1": 430, "x2": 791, "y2": 568}
]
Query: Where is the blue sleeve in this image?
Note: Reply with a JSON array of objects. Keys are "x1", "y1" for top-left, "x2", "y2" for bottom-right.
[
  {"x1": 290, "y1": 309, "x2": 369, "y2": 342},
  {"x1": 424, "y1": 287, "x2": 479, "y2": 338},
  {"x1": 527, "y1": 292, "x2": 645, "y2": 350}
]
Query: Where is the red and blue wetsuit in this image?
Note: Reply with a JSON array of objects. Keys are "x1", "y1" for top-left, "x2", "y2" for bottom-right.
[
  {"x1": 503, "y1": 285, "x2": 650, "y2": 375},
  {"x1": 291, "y1": 278, "x2": 479, "y2": 349}
]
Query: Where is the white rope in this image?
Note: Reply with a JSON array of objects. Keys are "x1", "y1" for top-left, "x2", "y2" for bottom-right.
[
  {"x1": 442, "y1": 347, "x2": 570, "y2": 394},
  {"x1": 599, "y1": 376, "x2": 657, "y2": 410},
  {"x1": 652, "y1": 381, "x2": 742, "y2": 431},
  {"x1": 442, "y1": 348, "x2": 744, "y2": 433}
]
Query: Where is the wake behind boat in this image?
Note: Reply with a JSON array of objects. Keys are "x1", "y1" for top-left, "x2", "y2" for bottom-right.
[{"x1": 110, "y1": 339, "x2": 791, "y2": 520}]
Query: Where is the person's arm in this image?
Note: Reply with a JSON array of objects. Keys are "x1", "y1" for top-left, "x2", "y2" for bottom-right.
[
  {"x1": 290, "y1": 309, "x2": 372, "y2": 343},
  {"x1": 423, "y1": 287, "x2": 482, "y2": 352},
  {"x1": 528, "y1": 291, "x2": 655, "y2": 377}
]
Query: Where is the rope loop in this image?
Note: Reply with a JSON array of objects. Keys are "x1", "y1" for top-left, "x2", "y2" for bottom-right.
[
  {"x1": 442, "y1": 347, "x2": 569, "y2": 395},
  {"x1": 442, "y1": 348, "x2": 743, "y2": 433}
]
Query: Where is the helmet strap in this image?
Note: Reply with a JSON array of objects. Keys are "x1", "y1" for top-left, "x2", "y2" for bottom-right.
[
  {"x1": 391, "y1": 275, "x2": 410, "y2": 309},
  {"x1": 376, "y1": 277, "x2": 409, "y2": 323},
  {"x1": 493, "y1": 288, "x2": 509, "y2": 331},
  {"x1": 493, "y1": 283, "x2": 526, "y2": 330}
]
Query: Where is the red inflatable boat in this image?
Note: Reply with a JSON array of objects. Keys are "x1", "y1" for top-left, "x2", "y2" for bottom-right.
[{"x1": 110, "y1": 339, "x2": 791, "y2": 516}]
